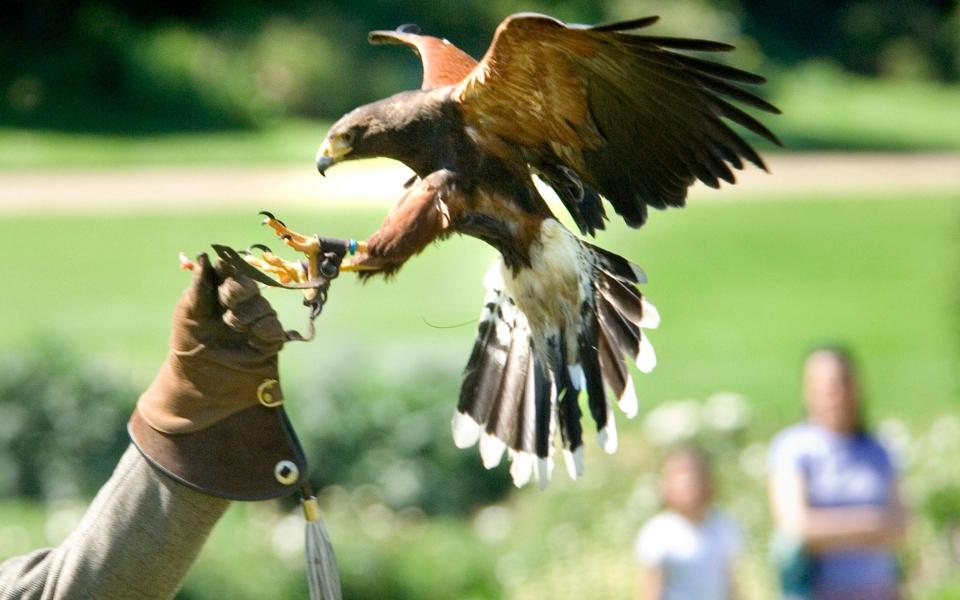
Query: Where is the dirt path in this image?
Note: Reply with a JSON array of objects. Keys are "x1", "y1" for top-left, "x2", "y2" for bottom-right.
[{"x1": 0, "y1": 153, "x2": 957, "y2": 215}]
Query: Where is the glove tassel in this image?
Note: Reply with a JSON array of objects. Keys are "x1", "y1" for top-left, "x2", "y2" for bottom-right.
[{"x1": 301, "y1": 484, "x2": 343, "y2": 600}]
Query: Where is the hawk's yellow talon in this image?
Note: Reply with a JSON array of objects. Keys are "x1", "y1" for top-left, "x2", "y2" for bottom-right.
[
  {"x1": 262, "y1": 215, "x2": 320, "y2": 256},
  {"x1": 242, "y1": 252, "x2": 308, "y2": 285}
]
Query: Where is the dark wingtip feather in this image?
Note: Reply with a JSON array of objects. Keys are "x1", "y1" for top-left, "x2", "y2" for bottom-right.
[
  {"x1": 701, "y1": 94, "x2": 782, "y2": 147},
  {"x1": 591, "y1": 16, "x2": 659, "y2": 32},
  {"x1": 693, "y1": 73, "x2": 782, "y2": 114},
  {"x1": 638, "y1": 36, "x2": 735, "y2": 52},
  {"x1": 721, "y1": 124, "x2": 770, "y2": 170},
  {"x1": 670, "y1": 53, "x2": 767, "y2": 85}
]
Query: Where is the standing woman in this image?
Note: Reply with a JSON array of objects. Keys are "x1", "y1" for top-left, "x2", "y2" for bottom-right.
[{"x1": 768, "y1": 347, "x2": 908, "y2": 600}]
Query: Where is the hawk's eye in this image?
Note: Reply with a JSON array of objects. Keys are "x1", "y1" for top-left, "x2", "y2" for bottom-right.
[{"x1": 343, "y1": 129, "x2": 358, "y2": 145}]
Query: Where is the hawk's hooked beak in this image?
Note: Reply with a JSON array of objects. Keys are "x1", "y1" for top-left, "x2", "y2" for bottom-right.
[{"x1": 316, "y1": 136, "x2": 352, "y2": 176}]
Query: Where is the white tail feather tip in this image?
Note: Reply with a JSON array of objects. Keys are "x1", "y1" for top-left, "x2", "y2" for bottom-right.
[
  {"x1": 598, "y1": 422, "x2": 618, "y2": 454},
  {"x1": 618, "y1": 377, "x2": 639, "y2": 419},
  {"x1": 563, "y1": 446, "x2": 585, "y2": 480},
  {"x1": 509, "y1": 451, "x2": 534, "y2": 488},
  {"x1": 451, "y1": 411, "x2": 481, "y2": 448},
  {"x1": 637, "y1": 336, "x2": 657, "y2": 374},
  {"x1": 536, "y1": 457, "x2": 554, "y2": 490},
  {"x1": 640, "y1": 298, "x2": 661, "y2": 329},
  {"x1": 479, "y1": 433, "x2": 506, "y2": 469}
]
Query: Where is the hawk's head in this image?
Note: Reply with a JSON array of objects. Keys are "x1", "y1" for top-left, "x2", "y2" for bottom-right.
[{"x1": 316, "y1": 90, "x2": 445, "y2": 176}]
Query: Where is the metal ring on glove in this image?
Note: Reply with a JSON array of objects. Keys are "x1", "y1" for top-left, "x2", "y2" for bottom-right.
[{"x1": 257, "y1": 378, "x2": 283, "y2": 407}]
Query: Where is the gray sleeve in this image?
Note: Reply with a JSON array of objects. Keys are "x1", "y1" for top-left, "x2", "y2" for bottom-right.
[{"x1": 0, "y1": 444, "x2": 229, "y2": 600}]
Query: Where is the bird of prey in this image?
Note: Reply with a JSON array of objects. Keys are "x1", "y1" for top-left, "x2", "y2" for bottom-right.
[{"x1": 268, "y1": 13, "x2": 780, "y2": 487}]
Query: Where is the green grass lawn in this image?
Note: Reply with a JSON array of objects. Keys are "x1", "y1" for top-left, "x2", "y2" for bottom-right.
[
  {"x1": 0, "y1": 193, "x2": 956, "y2": 431},
  {"x1": 0, "y1": 119, "x2": 329, "y2": 170}
]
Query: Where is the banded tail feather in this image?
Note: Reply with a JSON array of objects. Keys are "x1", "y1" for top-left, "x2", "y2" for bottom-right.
[{"x1": 452, "y1": 238, "x2": 659, "y2": 488}]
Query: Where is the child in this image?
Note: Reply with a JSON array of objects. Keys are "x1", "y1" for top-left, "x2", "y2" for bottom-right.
[{"x1": 635, "y1": 446, "x2": 742, "y2": 600}]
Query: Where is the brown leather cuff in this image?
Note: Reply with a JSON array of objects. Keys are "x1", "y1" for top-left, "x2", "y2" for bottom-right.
[{"x1": 129, "y1": 403, "x2": 308, "y2": 501}]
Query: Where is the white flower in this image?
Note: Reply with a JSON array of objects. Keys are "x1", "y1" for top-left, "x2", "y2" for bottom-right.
[
  {"x1": 877, "y1": 418, "x2": 911, "y2": 467},
  {"x1": 359, "y1": 503, "x2": 395, "y2": 540},
  {"x1": 474, "y1": 505, "x2": 513, "y2": 544},
  {"x1": 270, "y1": 512, "x2": 305, "y2": 559},
  {"x1": 738, "y1": 442, "x2": 768, "y2": 480},
  {"x1": 643, "y1": 399, "x2": 701, "y2": 446},
  {"x1": 930, "y1": 415, "x2": 960, "y2": 451},
  {"x1": 626, "y1": 483, "x2": 659, "y2": 515},
  {"x1": 379, "y1": 461, "x2": 422, "y2": 506},
  {"x1": 702, "y1": 392, "x2": 751, "y2": 432}
]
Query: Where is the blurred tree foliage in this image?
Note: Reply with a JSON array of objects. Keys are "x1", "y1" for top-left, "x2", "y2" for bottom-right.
[
  {"x1": 2, "y1": 0, "x2": 957, "y2": 132},
  {"x1": 738, "y1": 0, "x2": 959, "y2": 80}
]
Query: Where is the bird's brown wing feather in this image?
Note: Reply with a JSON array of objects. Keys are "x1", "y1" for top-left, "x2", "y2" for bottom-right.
[
  {"x1": 454, "y1": 13, "x2": 781, "y2": 228},
  {"x1": 369, "y1": 30, "x2": 478, "y2": 90}
]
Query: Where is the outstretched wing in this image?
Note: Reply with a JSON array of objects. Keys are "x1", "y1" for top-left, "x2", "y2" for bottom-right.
[
  {"x1": 455, "y1": 13, "x2": 781, "y2": 228},
  {"x1": 369, "y1": 25, "x2": 478, "y2": 90}
]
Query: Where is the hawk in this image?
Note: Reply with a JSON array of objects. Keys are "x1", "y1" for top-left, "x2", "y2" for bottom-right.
[{"x1": 296, "y1": 14, "x2": 778, "y2": 487}]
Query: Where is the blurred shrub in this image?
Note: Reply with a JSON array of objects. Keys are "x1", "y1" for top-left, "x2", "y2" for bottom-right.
[
  {"x1": 178, "y1": 497, "x2": 502, "y2": 600},
  {"x1": 924, "y1": 486, "x2": 960, "y2": 533},
  {"x1": 0, "y1": 342, "x2": 134, "y2": 501},
  {"x1": 291, "y1": 362, "x2": 513, "y2": 516},
  {"x1": 0, "y1": 339, "x2": 512, "y2": 516}
]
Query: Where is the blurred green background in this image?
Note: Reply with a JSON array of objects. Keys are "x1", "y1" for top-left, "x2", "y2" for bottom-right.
[{"x1": 1, "y1": 0, "x2": 959, "y2": 598}]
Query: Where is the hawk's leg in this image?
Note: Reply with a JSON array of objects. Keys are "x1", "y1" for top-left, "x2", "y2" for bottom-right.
[
  {"x1": 334, "y1": 170, "x2": 458, "y2": 276},
  {"x1": 260, "y1": 211, "x2": 374, "y2": 273}
]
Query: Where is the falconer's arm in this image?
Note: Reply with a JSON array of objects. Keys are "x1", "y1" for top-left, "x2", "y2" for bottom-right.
[{"x1": 0, "y1": 447, "x2": 228, "y2": 600}]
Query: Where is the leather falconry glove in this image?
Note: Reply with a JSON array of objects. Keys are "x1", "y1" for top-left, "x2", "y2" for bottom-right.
[{"x1": 129, "y1": 253, "x2": 307, "y2": 500}]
